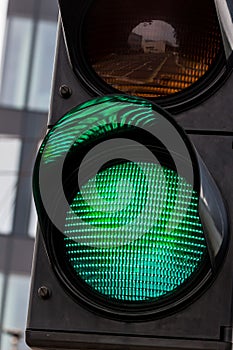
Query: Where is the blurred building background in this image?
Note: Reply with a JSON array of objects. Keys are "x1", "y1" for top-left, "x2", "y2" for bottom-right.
[{"x1": 0, "y1": 0, "x2": 58, "y2": 348}]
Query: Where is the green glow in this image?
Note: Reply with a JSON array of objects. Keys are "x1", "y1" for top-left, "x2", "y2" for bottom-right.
[
  {"x1": 64, "y1": 162, "x2": 206, "y2": 302},
  {"x1": 40, "y1": 95, "x2": 154, "y2": 164},
  {"x1": 36, "y1": 95, "x2": 207, "y2": 303}
]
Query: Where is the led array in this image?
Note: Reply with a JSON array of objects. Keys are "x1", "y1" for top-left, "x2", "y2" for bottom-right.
[{"x1": 64, "y1": 162, "x2": 206, "y2": 302}]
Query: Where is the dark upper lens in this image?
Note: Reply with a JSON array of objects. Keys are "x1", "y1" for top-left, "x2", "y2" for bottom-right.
[{"x1": 83, "y1": 0, "x2": 223, "y2": 99}]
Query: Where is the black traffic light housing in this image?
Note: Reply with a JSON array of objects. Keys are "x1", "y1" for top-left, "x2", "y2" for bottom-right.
[{"x1": 26, "y1": 1, "x2": 233, "y2": 349}]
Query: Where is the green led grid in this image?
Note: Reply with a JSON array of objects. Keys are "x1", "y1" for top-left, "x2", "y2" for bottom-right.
[{"x1": 64, "y1": 162, "x2": 207, "y2": 302}]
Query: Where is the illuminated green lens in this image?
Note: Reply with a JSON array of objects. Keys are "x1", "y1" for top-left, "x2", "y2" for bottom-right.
[{"x1": 64, "y1": 162, "x2": 206, "y2": 302}]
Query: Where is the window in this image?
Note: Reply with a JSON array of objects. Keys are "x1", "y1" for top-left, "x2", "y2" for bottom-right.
[
  {"x1": 1, "y1": 274, "x2": 31, "y2": 350},
  {"x1": 27, "y1": 20, "x2": 57, "y2": 111},
  {"x1": 0, "y1": 136, "x2": 21, "y2": 234},
  {"x1": 0, "y1": 17, "x2": 33, "y2": 108},
  {"x1": 0, "y1": 17, "x2": 57, "y2": 111},
  {"x1": 0, "y1": 0, "x2": 9, "y2": 88}
]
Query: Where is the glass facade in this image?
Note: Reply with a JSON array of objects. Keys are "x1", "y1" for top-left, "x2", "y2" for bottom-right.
[
  {"x1": 0, "y1": 0, "x2": 9, "y2": 88},
  {"x1": 0, "y1": 0, "x2": 58, "y2": 348},
  {"x1": 1, "y1": 275, "x2": 31, "y2": 350},
  {"x1": 0, "y1": 136, "x2": 21, "y2": 234},
  {"x1": 0, "y1": 17, "x2": 33, "y2": 108},
  {"x1": 0, "y1": 17, "x2": 57, "y2": 111},
  {"x1": 28, "y1": 20, "x2": 57, "y2": 111}
]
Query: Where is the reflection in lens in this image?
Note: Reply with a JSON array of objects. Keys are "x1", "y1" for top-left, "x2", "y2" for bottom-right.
[
  {"x1": 128, "y1": 20, "x2": 178, "y2": 52},
  {"x1": 84, "y1": 0, "x2": 223, "y2": 99}
]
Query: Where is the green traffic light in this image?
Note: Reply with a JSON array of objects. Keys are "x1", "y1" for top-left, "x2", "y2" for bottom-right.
[
  {"x1": 36, "y1": 95, "x2": 211, "y2": 309},
  {"x1": 64, "y1": 161, "x2": 206, "y2": 301}
]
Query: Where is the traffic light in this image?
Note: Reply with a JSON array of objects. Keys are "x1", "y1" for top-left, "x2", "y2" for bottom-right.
[{"x1": 26, "y1": 1, "x2": 233, "y2": 349}]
